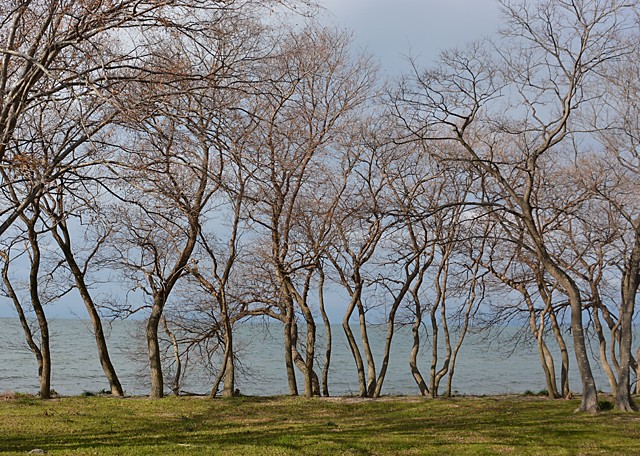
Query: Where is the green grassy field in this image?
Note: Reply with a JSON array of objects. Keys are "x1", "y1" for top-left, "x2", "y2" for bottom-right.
[{"x1": 1, "y1": 394, "x2": 639, "y2": 455}]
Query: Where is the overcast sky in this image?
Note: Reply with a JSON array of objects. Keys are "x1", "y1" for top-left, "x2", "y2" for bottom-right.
[{"x1": 319, "y1": 0, "x2": 502, "y2": 74}]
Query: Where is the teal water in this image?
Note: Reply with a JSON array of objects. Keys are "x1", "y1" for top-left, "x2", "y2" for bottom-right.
[{"x1": 0, "y1": 318, "x2": 610, "y2": 397}]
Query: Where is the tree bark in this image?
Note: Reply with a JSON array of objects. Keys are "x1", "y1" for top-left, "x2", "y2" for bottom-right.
[
  {"x1": 548, "y1": 309, "x2": 570, "y2": 397},
  {"x1": 161, "y1": 316, "x2": 181, "y2": 396},
  {"x1": 616, "y1": 234, "x2": 639, "y2": 411},
  {"x1": 284, "y1": 301, "x2": 298, "y2": 396},
  {"x1": 146, "y1": 302, "x2": 164, "y2": 399},
  {"x1": 28, "y1": 222, "x2": 51, "y2": 399},
  {"x1": 342, "y1": 287, "x2": 367, "y2": 397},
  {"x1": 318, "y1": 269, "x2": 332, "y2": 397}
]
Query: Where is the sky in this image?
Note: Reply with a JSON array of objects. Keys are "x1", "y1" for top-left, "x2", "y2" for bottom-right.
[
  {"x1": 0, "y1": 1, "x2": 503, "y2": 320},
  {"x1": 319, "y1": 0, "x2": 502, "y2": 75}
]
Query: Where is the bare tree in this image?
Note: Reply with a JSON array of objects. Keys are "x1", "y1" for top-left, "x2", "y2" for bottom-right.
[
  {"x1": 239, "y1": 25, "x2": 376, "y2": 398},
  {"x1": 0, "y1": 199, "x2": 67, "y2": 399},
  {"x1": 40, "y1": 180, "x2": 125, "y2": 396},
  {"x1": 0, "y1": 0, "x2": 180, "y2": 235},
  {"x1": 578, "y1": 49, "x2": 640, "y2": 410},
  {"x1": 395, "y1": 0, "x2": 639, "y2": 412},
  {"x1": 327, "y1": 122, "x2": 396, "y2": 398}
]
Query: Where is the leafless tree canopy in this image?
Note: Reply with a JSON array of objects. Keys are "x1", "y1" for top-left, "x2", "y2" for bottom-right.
[{"x1": 1, "y1": 0, "x2": 640, "y2": 413}]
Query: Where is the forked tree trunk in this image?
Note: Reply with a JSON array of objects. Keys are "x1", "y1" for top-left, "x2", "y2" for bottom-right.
[
  {"x1": 446, "y1": 264, "x2": 481, "y2": 398},
  {"x1": 210, "y1": 333, "x2": 235, "y2": 398},
  {"x1": 408, "y1": 257, "x2": 431, "y2": 397},
  {"x1": 429, "y1": 258, "x2": 450, "y2": 398},
  {"x1": 540, "y1": 339, "x2": 560, "y2": 399},
  {"x1": 291, "y1": 276, "x2": 319, "y2": 398}
]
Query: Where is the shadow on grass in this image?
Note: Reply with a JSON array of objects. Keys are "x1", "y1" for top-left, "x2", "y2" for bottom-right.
[{"x1": 1, "y1": 396, "x2": 639, "y2": 455}]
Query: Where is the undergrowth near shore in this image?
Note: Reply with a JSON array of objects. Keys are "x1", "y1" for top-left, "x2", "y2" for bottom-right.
[{"x1": 1, "y1": 395, "x2": 639, "y2": 455}]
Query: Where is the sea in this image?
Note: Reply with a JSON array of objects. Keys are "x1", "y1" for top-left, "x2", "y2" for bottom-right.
[{"x1": 0, "y1": 318, "x2": 613, "y2": 397}]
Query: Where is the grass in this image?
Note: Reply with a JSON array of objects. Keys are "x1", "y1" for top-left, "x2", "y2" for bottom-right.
[{"x1": 1, "y1": 394, "x2": 640, "y2": 455}]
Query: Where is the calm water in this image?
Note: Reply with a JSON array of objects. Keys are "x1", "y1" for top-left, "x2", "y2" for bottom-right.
[{"x1": 0, "y1": 318, "x2": 611, "y2": 396}]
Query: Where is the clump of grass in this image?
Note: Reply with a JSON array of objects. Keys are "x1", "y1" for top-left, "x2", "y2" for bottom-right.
[
  {"x1": 598, "y1": 400, "x2": 615, "y2": 411},
  {"x1": 14, "y1": 392, "x2": 38, "y2": 405},
  {"x1": 81, "y1": 388, "x2": 113, "y2": 397},
  {"x1": 523, "y1": 389, "x2": 549, "y2": 397}
]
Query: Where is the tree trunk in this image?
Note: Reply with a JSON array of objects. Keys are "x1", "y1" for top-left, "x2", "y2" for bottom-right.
[
  {"x1": 222, "y1": 348, "x2": 235, "y2": 397},
  {"x1": 526, "y1": 282, "x2": 560, "y2": 398},
  {"x1": 616, "y1": 239, "x2": 639, "y2": 411},
  {"x1": 318, "y1": 269, "x2": 332, "y2": 397},
  {"x1": 539, "y1": 253, "x2": 598, "y2": 412},
  {"x1": 446, "y1": 273, "x2": 480, "y2": 398},
  {"x1": 566, "y1": 286, "x2": 599, "y2": 412},
  {"x1": 50, "y1": 224, "x2": 124, "y2": 396},
  {"x1": 296, "y1": 291, "x2": 318, "y2": 398},
  {"x1": 161, "y1": 316, "x2": 181, "y2": 396},
  {"x1": 540, "y1": 340, "x2": 560, "y2": 398},
  {"x1": 374, "y1": 262, "x2": 417, "y2": 397},
  {"x1": 429, "y1": 258, "x2": 450, "y2": 398},
  {"x1": 290, "y1": 320, "x2": 320, "y2": 396},
  {"x1": 636, "y1": 347, "x2": 640, "y2": 396},
  {"x1": 409, "y1": 298, "x2": 428, "y2": 396},
  {"x1": 2, "y1": 252, "x2": 48, "y2": 398},
  {"x1": 222, "y1": 324, "x2": 235, "y2": 397},
  {"x1": 32, "y1": 294, "x2": 51, "y2": 400},
  {"x1": 532, "y1": 311, "x2": 559, "y2": 398},
  {"x1": 284, "y1": 302, "x2": 298, "y2": 396},
  {"x1": 220, "y1": 289, "x2": 235, "y2": 398},
  {"x1": 343, "y1": 284, "x2": 368, "y2": 396},
  {"x1": 548, "y1": 309, "x2": 570, "y2": 397},
  {"x1": 373, "y1": 310, "x2": 396, "y2": 398},
  {"x1": 355, "y1": 297, "x2": 376, "y2": 397},
  {"x1": 593, "y1": 306, "x2": 618, "y2": 396},
  {"x1": 27, "y1": 222, "x2": 51, "y2": 399},
  {"x1": 146, "y1": 302, "x2": 164, "y2": 399}
]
